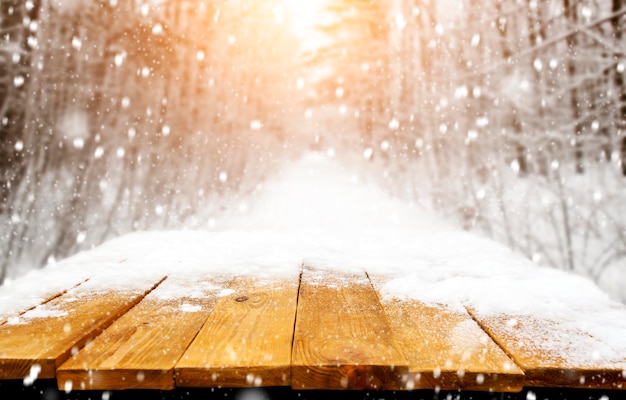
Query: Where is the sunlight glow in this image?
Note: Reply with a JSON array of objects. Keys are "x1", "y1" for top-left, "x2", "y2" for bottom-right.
[{"x1": 277, "y1": 0, "x2": 331, "y2": 50}]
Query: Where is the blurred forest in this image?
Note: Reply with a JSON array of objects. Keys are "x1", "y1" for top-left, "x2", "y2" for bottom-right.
[{"x1": 1, "y1": 0, "x2": 625, "y2": 299}]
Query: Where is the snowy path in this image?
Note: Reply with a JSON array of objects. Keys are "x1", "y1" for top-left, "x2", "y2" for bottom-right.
[
  {"x1": 230, "y1": 152, "x2": 444, "y2": 233},
  {"x1": 1, "y1": 153, "x2": 626, "y2": 391}
]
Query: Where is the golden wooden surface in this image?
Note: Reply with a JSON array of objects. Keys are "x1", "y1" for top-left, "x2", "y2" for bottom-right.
[
  {"x1": 174, "y1": 275, "x2": 299, "y2": 388},
  {"x1": 369, "y1": 274, "x2": 524, "y2": 391},
  {"x1": 291, "y1": 267, "x2": 409, "y2": 390},
  {"x1": 0, "y1": 263, "x2": 625, "y2": 392},
  {"x1": 56, "y1": 275, "x2": 229, "y2": 390},
  {"x1": 469, "y1": 310, "x2": 626, "y2": 390},
  {"x1": 0, "y1": 276, "x2": 165, "y2": 380}
]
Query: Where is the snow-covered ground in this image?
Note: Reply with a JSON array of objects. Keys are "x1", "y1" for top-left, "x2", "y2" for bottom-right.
[{"x1": 2, "y1": 152, "x2": 626, "y2": 361}]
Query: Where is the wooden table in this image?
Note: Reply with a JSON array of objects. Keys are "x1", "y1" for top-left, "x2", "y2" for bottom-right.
[{"x1": 0, "y1": 235, "x2": 625, "y2": 393}]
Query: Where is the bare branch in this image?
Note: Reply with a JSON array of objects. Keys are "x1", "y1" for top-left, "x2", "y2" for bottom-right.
[{"x1": 446, "y1": 6, "x2": 626, "y2": 83}]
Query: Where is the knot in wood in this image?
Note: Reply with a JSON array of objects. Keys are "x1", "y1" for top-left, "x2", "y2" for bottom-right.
[{"x1": 235, "y1": 296, "x2": 248, "y2": 303}]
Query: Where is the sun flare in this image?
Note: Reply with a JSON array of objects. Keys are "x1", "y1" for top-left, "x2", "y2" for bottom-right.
[{"x1": 275, "y1": 0, "x2": 332, "y2": 50}]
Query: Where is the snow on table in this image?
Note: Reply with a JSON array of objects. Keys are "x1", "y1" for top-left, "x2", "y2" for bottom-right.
[{"x1": 0, "y1": 153, "x2": 625, "y2": 391}]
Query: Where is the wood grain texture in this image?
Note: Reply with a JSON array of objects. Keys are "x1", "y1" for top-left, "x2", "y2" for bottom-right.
[
  {"x1": 175, "y1": 275, "x2": 299, "y2": 388},
  {"x1": 56, "y1": 275, "x2": 229, "y2": 390},
  {"x1": 468, "y1": 309, "x2": 626, "y2": 389},
  {"x1": 291, "y1": 267, "x2": 408, "y2": 390},
  {"x1": 369, "y1": 274, "x2": 524, "y2": 391},
  {"x1": 0, "y1": 276, "x2": 165, "y2": 380}
]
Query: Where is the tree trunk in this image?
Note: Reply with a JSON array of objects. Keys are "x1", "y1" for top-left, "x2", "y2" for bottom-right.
[
  {"x1": 496, "y1": 0, "x2": 528, "y2": 174},
  {"x1": 563, "y1": 0, "x2": 585, "y2": 173},
  {"x1": 613, "y1": 0, "x2": 626, "y2": 175}
]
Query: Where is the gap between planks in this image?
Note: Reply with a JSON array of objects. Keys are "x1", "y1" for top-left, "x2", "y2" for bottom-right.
[
  {"x1": 174, "y1": 275, "x2": 300, "y2": 388},
  {"x1": 367, "y1": 272, "x2": 524, "y2": 392},
  {"x1": 291, "y1": 266, "x2": 410, "y2": 390},
  {"x1": 0, "y1": 279, "x2": 90, "y2": 327},
  {"x1": 0, "y1": 275, "x2": 167, "y2": 381},
  {"x1": 466, "y1": 307, "x2": 626, "y2": 390},
  {"x1": 57, "y1": 274, "x2": 233, "y2": 390}
]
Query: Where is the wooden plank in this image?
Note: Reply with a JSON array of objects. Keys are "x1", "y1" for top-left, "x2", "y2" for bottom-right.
[
  {"x1": 0, "y1": 259, "x2": 127, "y2": 326},
  {"x1": 0, "y1": 274, "x2": 165, "y2": 381},
  {"x1": 369, "y1": 274, "x2": 524, "y2": 391},
  {"x1": 0, "y1": 279, "x2": 89, "y2": 326},
  {"x1": 175, "y1": 274, "x2": 299, "y2": 388},
  {"x1": 468, "y1": 309, "x2": 626, "y2": 389},
  {"x1": 291, "y1": 266, "x2": 408, "y2": 390},
  {"x1": 56, "y1": 275, "x2": 230, "y2": 390}
]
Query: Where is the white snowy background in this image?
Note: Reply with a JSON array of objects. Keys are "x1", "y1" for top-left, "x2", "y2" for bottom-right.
[{"x1": 0, "y1": 0, "x2": 625, "y2": 304}]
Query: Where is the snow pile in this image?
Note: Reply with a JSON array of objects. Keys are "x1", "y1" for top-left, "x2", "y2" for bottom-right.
[
  {"x1": 2, "y1": 152, "x2": 622, "y2": 313},
  {"x1": 598, "y1": 262, "x2": 626, "y2": 304}
]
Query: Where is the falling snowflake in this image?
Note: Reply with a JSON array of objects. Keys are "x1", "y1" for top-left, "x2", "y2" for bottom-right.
[{"x1": 250, "y1": 120, "x2": 263, "y2": 130}]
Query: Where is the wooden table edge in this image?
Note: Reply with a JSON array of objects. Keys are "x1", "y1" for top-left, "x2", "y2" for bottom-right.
[
  {"x1": 56, "y1": 367, "x2": 175, "y2": 390},
  {"x1": 174, "y1": 365, "x2": 292, "y2": 388}
]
